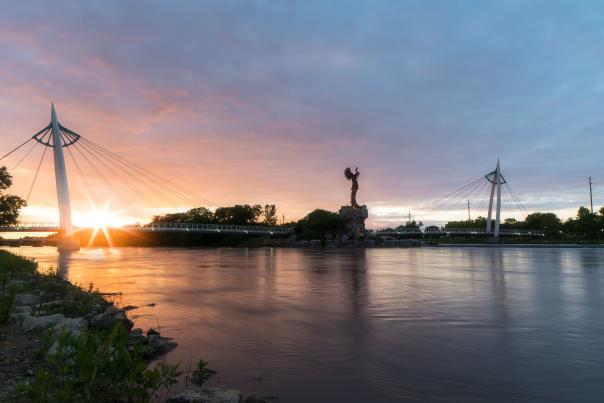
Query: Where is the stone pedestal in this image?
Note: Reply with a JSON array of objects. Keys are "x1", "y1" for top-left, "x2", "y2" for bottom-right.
[{"x1": 339, "y1": 205, "x2": 368, "y2": 239}]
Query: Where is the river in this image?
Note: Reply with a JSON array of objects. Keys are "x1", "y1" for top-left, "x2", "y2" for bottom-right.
[{"x1": 2, "y1": 246, "x2": 603, "y2": 402}]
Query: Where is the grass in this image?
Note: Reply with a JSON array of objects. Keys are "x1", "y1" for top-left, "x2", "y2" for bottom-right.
[{"x1": 0, "y1": 250, "x2": 188, "y2": 402}]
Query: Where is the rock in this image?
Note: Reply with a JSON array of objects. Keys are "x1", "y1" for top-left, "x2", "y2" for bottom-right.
[
  {"x1": 146, "y1": 303, "x2": 156, "y2": 307},
  {"x1": 89, "y1": 309, "x2": 134, "y2": 331},
  {"x1": 146, "y1": 334, "x2": 177, "y2": 356},
  {"x1": 113, "y1": 310, "x2": 134, "y2": 331},
  {"x1": 14, "y1": 306, "x2": 32, "y2": 316},
  {"x1": 147, "y1": 328, "x2": 160, "y2": 336},
  {"x1": 15, "y1": 293, "x2": 40, "y2": 306},
  {"x1": 122, "y1": 305, "x2": 138, "y2": 311},
  {"x1": 244, "y1": 396, "x2": 268, "y2": 403},
  {"x1": 166, "y1": 386, "x2": 242, "y2": 403},
  {"x1": 22, "y1": 313, "x2": 66, "y2": 331},
  {"x1": 89, "y1": 313, "x2": 115, "y2": 330},
  {"x1": 128, "y1": 328, "x2": 146, "y2": 345},
  {"x1": 339, "y1": 205, "x2": 369, "y2": 239},
  {"x1": 104, "y1": 305, "x2": 119, "y2": 315},
  {"x1": 52, "y1": 317, "x2": 86, "y2": 335}
]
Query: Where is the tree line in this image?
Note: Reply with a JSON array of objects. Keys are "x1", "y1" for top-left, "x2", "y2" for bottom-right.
[
  {"x1": 445, "y1": 207, "x2": 604, "y2": 239},
  {"x1": 151, "y1": 204, "x2": 278, "y2": 226}
]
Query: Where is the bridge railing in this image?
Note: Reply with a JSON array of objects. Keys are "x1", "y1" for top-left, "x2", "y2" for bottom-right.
[
  {"x1": 374, "y1": 227, "x2": 545, "y2": 236},
  {"x1": 0, "y1": 223, "x2": 61, "y2": 232},
  {"x1": 124, "y1": 222, "x2": 294, "y2": 234}
]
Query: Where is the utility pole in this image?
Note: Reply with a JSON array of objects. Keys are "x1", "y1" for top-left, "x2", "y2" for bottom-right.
[
  {"x1": 589, "y1": 177, "x2": 594, "y2": 214},
  {"x1": 467, "y1": 200, "x2": 471, "y2": 221}
]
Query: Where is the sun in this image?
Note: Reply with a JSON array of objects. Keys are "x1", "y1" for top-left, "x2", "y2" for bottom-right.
[{"x1": 74, "y1": 200, "x2": 125, "y2": 247}]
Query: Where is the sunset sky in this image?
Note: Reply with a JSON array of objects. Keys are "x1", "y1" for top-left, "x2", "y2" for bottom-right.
[{"x1": 1, "y1": 1, "x2": 603, "y2": 228}]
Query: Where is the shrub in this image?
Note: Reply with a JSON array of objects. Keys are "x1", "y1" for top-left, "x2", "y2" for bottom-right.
[{"x1": 12, "y1": 323, "x2": 182, "y2": 403}]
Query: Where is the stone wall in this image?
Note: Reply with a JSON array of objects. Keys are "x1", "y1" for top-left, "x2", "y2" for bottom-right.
[{"x1": 339, "y1": 205, "x2": 369, "y2": 239}]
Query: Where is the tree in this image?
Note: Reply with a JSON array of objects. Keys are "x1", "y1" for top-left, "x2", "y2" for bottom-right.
[
  {"x1": 152, "y1": 207, "x2": 214, "y2": 223},
  {"x1": 397, "y1": 220, "x2": 423, "y2": 230},
  {"x1": 295, "y1": 209, "x2": 345, "y2": 240},
  {"x1": 0, "y1": 166, "x2": 26, "y2": 226},
  {"x1": 213, "y1": 204, "x2": 262, "y2": 225},
  {"x1": 524, "y1": 212, "x2": 562, "y2": 237},
  {"x1": 568, "y1": 207, "x2": 600, "y2": 238},
  {"x1": 262, "y1": 204, "x2": 277, "y2": 226}
]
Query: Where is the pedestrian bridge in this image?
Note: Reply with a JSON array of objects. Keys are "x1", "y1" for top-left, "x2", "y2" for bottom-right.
[
  {"x1": 0, "y1": 222, "x2": 293, "y2": 236},
  {"x1": 375, "y1": 227, "x2": 545, "y2": 237},
  {"x1": 124, "y1": 222, "x2": 293, "y2": 235}
]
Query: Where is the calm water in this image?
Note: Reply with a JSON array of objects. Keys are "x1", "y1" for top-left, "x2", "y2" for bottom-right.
[{"x1": 3, "y1": 246, "x2": 604, "y2": 402}]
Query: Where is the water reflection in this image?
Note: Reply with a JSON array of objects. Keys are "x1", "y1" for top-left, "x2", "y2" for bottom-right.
[{"x1": 2, "y1": 246, "x2": 604, "y2": 402}]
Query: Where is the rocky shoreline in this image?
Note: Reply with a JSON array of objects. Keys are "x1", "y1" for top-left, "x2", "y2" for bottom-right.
[{"x1": 0, "y1": 250, "x2": 266, "y2": 402}]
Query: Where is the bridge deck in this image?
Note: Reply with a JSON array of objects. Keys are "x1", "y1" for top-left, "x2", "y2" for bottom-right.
[{"x1": 375, "y1": 228, "x2": 545, "y2": 236}]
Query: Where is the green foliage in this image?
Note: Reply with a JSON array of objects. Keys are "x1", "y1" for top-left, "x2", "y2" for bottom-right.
[
  {"x1": 152, "y1": 204, "x2": 275, "y2": 226},
  {"x1": 0, "y1": 289, "x2": 15, "y2": 324},
  {"x1": 564, "y1": 207, "x2": 603, "y2": 239},
  {"x1": 0, "y1": 166, "x2": 27, "y2": 226},
  {"x1": 12, "y1": 324, "x2": 182, "y2": 403},
  {"x1": 525, "y1": 212, "x2": 563, "y2": 237},
  {"x1": 397, "y1": 220, "x2": 423, "y2": 230},
  {"x1": 190, "y1": 359, "x2": 217, "y2": 386},
  {"x1": 443, "y1": 208, "x2": 604, "y2": 240},
  {"x1": 214, "y1": 204, "x2": 263, "y2": 225},
  {"x1": 152, "y1": 207, "x2": 214, "y2": 224},
  {"x1": 445, "y1": 217, "x2": 489, "y2": 229},
  {"x1": 262, "y1": 204, "x2": 277, "y2": 226},
  {"x1": 295, "y1": 209, "x2": 345, "y2": 240}
]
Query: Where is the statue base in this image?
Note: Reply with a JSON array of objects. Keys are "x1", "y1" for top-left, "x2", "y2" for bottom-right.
[
  {"x1": 57, "y1": 236, "x2": 80, "y2": 252},
  {"x1": 339, "y1": 205, "x2": 368, "y2": 239}
]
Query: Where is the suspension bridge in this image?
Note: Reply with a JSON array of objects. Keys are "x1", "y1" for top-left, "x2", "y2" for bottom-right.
[{"x1": 0, "y1": 104, "x2": 541, "y2": 249}]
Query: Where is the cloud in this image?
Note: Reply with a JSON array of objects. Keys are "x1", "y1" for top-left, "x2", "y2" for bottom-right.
[{"x1": 1, "y1": 0, "x2": 603, "y2": 226}]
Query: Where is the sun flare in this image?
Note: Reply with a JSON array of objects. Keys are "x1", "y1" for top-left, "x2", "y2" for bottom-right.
[{"x1": 73, "y1": 200, "x2": 127, "y2": 247}]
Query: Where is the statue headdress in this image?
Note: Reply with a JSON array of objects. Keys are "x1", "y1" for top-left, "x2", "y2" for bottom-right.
[{"x1": 344, "y1": 167, "x2": 353, "y2": 180}]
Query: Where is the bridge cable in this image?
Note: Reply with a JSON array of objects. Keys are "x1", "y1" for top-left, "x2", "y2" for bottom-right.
[
  {"x1": 26, "y1": 146, "x2": 47, "y2": 203},
  {"x1": 70, "y1": 142, "x2": 144, "y2": 222},
  {"x1": 75, "y1": 139, "x2": 161, "y2": 208},
  {"x1": 76, "y1": 136, "x2": 200, "y2": 207},
  {"x1": 11, "y1": 140, "x2": 39, "y2": 172},
  {"x1": 78, "y1": 137, "x2": 212, "y2": 210},
  {"x1": 74, "y1": 136, "x2": 194, "y2": 209},
  {"x1": 416, "y1": 177, "x2": 487, "y2": 216},
  {"x1": 0, "y1": 137, "x2": 34, "y2": 162},
  {"x1": 65, "y1": 142, "x2": 101, "y2": 208},
  {"x1": 79, "y1": 137, "x2": 217, "y2": 207},
  {"x1": 81, "y1": 137, "x2": 216, "y2": 207}
]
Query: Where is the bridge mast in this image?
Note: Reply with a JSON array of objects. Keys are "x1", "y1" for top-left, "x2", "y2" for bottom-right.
[
  {"x1": 50, "y1": 103, "x2": 79, "y2": 251},
  {"x1": 486, "y1": 159, "x2": 502, "y2": 240},
  {"x1": 494, "y1": 159, "x2": 502, "y2": 240}
]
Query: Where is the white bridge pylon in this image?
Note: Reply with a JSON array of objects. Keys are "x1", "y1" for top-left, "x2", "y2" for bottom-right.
[
  {"x1": 486, "y1": 159, "x2": 505, "y2": 239},
  {"x1": 29, "y1": 104, "x2": 81, "y2": 251}
]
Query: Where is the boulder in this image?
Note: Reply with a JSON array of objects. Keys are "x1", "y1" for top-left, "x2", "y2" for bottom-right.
[
  {"x1": 22, "y1": 313, "x2": 66, "y2": 331},
  {"x1": 89, "y1": 310, "x2": 133, "y2": 331},
  {"x1": 15, "y1": 293, "x2": 40, "y2": 306},
  {"x1": 52, "y1": 317, "x2": 87, "y2": 334},
  {"x1": 89, "y1": 313, "x2": 116, "y2": 330},
  {"x1": 166, "y1": 386, "x2": 242, "y2": 403},
  {"x1": 146, "y1": 334, "x2": 177, "y2": 356}
]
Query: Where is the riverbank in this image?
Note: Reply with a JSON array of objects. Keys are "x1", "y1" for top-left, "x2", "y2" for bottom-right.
[{"x1": 0, "y1": 250, "x2": 257, "y2": 402}]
